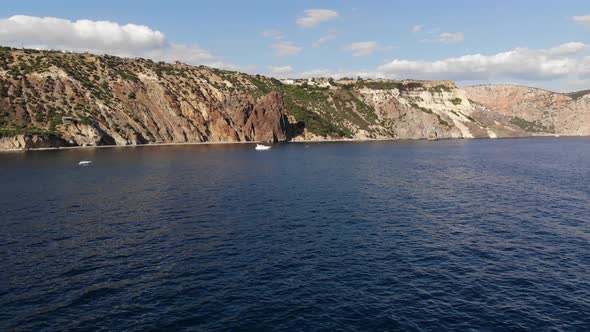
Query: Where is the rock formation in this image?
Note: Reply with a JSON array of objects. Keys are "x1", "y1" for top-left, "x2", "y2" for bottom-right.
[
  {"x1": 464, "y1": 84, "x2": 590, "y2": 135},
  {"x1": 0, "y1": 47, "x2": 588, "y2": 150}
]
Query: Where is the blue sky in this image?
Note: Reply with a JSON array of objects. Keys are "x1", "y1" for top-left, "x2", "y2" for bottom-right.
[{"x1": 1, "y1": 0, "x2": 590, "y2": 91}]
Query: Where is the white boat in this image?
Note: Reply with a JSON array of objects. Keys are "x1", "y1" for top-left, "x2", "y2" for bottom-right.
[
  {"x1": 78, "y1": 160, "x2": 93, "y2": 166},
  {"x1": 255, "y1": 144, "x2": 271, "y2": 151}
]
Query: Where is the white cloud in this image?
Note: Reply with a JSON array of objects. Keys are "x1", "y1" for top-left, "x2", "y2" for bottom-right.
[
  {"x1": 262, "y1": 29, "x2": 285, "y2": 40},
  {"x1": 0, "y1": 15, "x2": 166, "y2": 52},
  {"x1": 142, "y1": 43, "x2": 216, "y2": 63},
  {"x1": 421, "y1": 32, "x2": 464, "y2": 44},
  {"x1": 296, "y1": 9, "x2": 338, "y2": 28},
  {"x1": 345, "y1": 41, "x2": 393, "y2": 56},
  {"x1": 541, "y1": 42, "x2": 588, "y2": 56},
  {"x1": 573, "y1": 15, "x2": 590, "y2": 28},
  {"x1": 0, "y1": 15, "x2": 236, "y2": 68},
  {"x1": 6, "y1": 15, "x2": 589, "y2": 90},
  {"x1": 312, "y1": 33, "x2": 336, "y2": 47},
  {"x1": 412, "y1": 25, "x2": 440, "y2": 35},
  {"x1": 217, "y1": 63, "x2": 259, "y2": 74},
  {"x1": 412, "y1": 25, "x2": 423, "y2": 33},
  {"x1": 438, "y1": 32, "x2": 464, "y2": 43},
  {"x1": 347, "y1": 42, "x2": 378, "y2": 56},
  {"x1": 270, "y1": 41, "x2": 303, "y2": 56},
  {"x1": 297, "y1": 69, "x2": 381, "y2": 79},
  {"x1": 287, "y1": 42, "x2": 590, "y2": 90},
  {"x1": 268, "y1": 65, "x2": 294, "y2": 77},
  {"x1": 377, "y1": 42, "x2": 590, "y2": 81}
]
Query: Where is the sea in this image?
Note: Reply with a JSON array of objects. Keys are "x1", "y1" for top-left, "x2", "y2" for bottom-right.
[{"x1": 1, "y1": 138, "x2": 590, "y2": 331}]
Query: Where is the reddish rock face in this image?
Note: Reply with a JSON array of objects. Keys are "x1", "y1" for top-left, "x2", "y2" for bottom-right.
[
  {"x1": 0, "y1": 49, "x2": 291, "y2": 147},
  {"x1": 241, "y1": 92, "x2": 287, "y2": 142},
  {"x1": 464, "y1": 85, "x2": 590, "y2": 135}
]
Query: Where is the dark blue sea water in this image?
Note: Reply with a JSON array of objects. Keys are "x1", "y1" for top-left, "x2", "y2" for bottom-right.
[{"x1": 1, "y1": 138, "x2": 590, "y2": 331}]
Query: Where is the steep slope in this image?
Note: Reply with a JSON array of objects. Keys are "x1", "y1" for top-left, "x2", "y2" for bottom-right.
[
  {"x1": 0, "y1": 47, "x2": 587, "y2": 150},
  {"x1": 249, "y1": 78, "x2": 526, "y2": 140},
  {"x1": 0, "y1": 47, "x2": 288, "y2": 149},
  {"x1": 464, "y1": 84, "x2": 590, "y2": 135},
  {"x1": 352, "y1": 80, "x2": 526, "y2": 139}
]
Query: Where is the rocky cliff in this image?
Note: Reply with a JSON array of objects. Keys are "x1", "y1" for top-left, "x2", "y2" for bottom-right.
[
  {"x1": 464, "y1": 84, "x2": 590, "y2": 135},
  {"x1": 0, "y1": 47, "x2": 289, "y2": 150},
  {"x1": 0, "y1": 134, "x2": 68, "y2": 150},
  {"x1": 0, "y1": 47, "x2": 587, "y2": 150}
]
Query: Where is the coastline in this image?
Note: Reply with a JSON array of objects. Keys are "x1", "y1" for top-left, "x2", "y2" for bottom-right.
[
  {"x1": 0, "y1": 139, "x2": 265, "y2": 153},
  {"x1": 0, "y1": 134, "x2": 582, "y2": 153}
]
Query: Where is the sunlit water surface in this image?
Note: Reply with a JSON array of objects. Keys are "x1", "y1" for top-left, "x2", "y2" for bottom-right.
[{"x1": 1, "y1": 138, "x2": 590, "y2": 331}]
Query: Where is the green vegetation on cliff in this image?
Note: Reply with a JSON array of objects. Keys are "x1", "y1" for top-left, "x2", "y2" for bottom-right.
[
  {"x1": 238, "y1": 73, "x2": 381, "y2": 137},
  {"x1": 509, "y1": 117, "x2": 553, "y2": 133},
  {"x1": 566, "y1": 89, "x2": 590, "y2": 100},
  {"x1": 1, "y1": 46, "x2": 557, "y2": 146},
  {"x1": 0, "y1": 126, "x2": 59, "y2": 137}
]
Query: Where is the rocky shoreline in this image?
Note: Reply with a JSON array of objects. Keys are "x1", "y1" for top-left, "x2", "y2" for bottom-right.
[{"x1": 1, "y1": 133, "x2": 578, "y2": 152}]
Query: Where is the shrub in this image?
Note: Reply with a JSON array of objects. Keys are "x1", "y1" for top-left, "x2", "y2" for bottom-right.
[
  {"x1": 78, "y1": 115, "x2": 93, "y2": 125},
  {"x1": 438, "y1": 116, "x2": 451, "y2": 127},
  {"x1": 0, "y1": 127, "x2": 59, "y2": 137},
  {"x1": 410, "y1": 102, "x2": 433, "y2": 114},
  {"x1": 449, "y1": 97, "x2": 462, "y2": 105}
]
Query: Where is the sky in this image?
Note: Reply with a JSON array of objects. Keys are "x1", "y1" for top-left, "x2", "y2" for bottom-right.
[{"x1": 1, "y1": 0, "x2": 590, "y2": 91}]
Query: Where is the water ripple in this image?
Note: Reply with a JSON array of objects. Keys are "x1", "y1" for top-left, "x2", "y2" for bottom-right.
[{"x1": 1, "y1": 139, "x2": 590, "y2": 330}]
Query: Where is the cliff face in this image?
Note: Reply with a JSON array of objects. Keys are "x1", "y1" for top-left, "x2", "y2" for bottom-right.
[
  {"x1": 0, "y1": 48, "x2": 288, "y2": 149},
  {"x1": 0, "y1": 47, "x2": 588, "y2": 150},
  {"x1": 464, "y1": 85, "x2": 590, "y2": 135},
  {"x1": 354, "y1": 82, "x2": 525, "y2": 139},
  {"x1": 0, "y1": 134, "x2": 68, "y2": 150}
]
